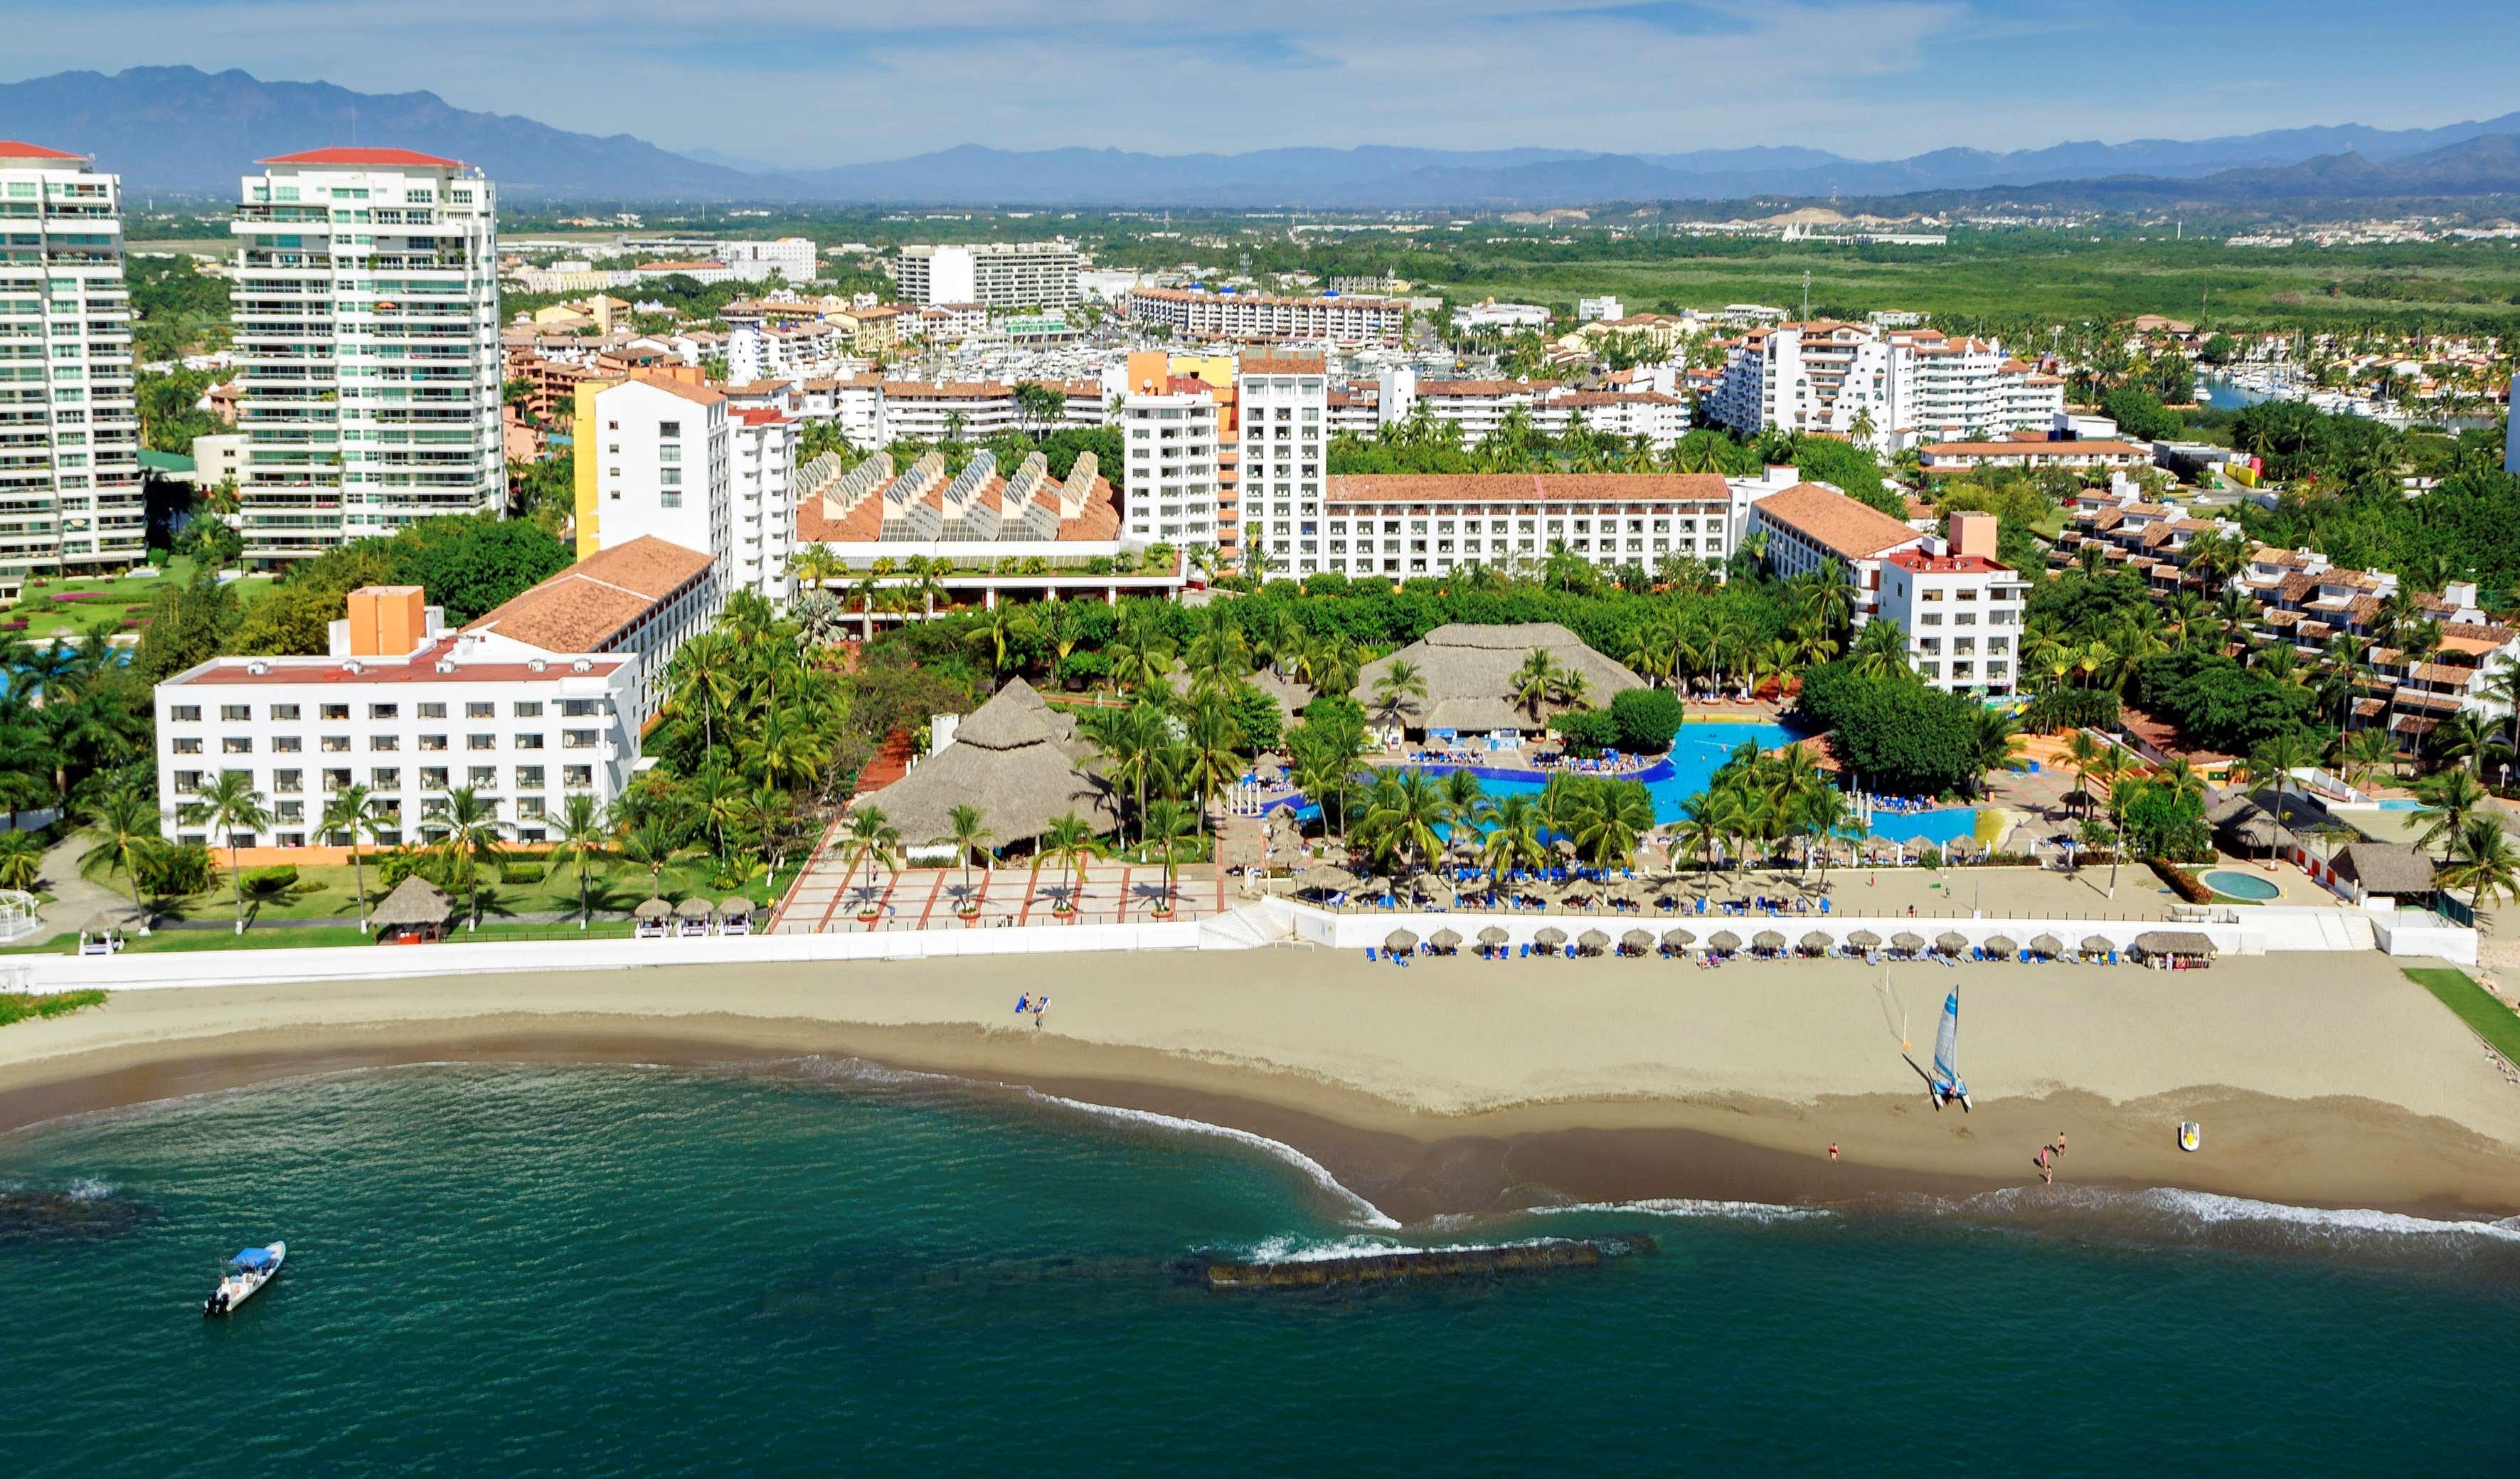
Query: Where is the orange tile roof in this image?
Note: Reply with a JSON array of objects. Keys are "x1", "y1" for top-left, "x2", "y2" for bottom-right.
[
  {"x1": 463, "y1": 536, "x2": 714, "y2": 654},
  {"x1": 1325, "y1": 473, "x2": 1728, "y2": 506},
  {"x1": 1748, "y1": 482, "x2": 1921, "y2": 560}
]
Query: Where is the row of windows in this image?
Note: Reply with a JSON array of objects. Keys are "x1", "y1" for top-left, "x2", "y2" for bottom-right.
[
  {"x1": 167, "y1": 699, "x2": 580, "y2": 722},
  {"x1": 170, "y1": 765, "x2": 595, "y2": 795},
  {"x1": 170, "y1": 730, "x2": 599, "y2": 755}
]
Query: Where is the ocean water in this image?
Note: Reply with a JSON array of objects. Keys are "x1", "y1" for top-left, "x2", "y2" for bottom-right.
[{"x1": 6, "y1": 1061, "x2": 2517, "y2": 1475}]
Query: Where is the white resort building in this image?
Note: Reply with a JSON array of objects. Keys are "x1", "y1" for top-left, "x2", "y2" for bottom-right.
[
  {"x1": 0, "y1": 139, "x2": 142, "y2": 585},
  {"x1": 228, "y1": 147, "x2": 504, "y2": 563},
  {"x1": 1322, "y1": 472, "x2": 1733, "y2": 581},
  {"x1": 1122, "y1": 286, "x2": 1408, "y2": 347}
]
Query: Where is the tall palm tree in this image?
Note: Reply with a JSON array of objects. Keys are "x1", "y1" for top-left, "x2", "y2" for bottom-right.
[
  {"x1": 841, "y1": 807, "x2": 902, "y2": 906},
  {"x1": 1179, "y1": 697, "x2": 1245, "y2": 843},
  {"x1": 1357, "y1": 768, "x2": 1453, "y2": 880},
  {"x1": 1510, "y1": 649, "x2": 1560, "y2": 721},
  {"x1": 2412, "y1": 765, "x2": 2488, "y2": 852},
  {"x1": 549, "y1": 793, "x2": 610, "y2": 930},
  {"x1": 80, "y1": 786, "x2": 161, "y2": 913},
  {"x1": 320, "y1": 783, "x2": 381, "y2": 933},
  {"x1": 1371, "y1": 657, "x2": 1428, "y2": 731},
  {"x1": 1474, "y1": 793, "x2": 1546, "y2": 895},
  {"x1": 932, "y1": 802, "x2": 996, "y2": 908},
  {"x1": 615, "y1": 813, "x2": 687, "y2": 902},
  {"x1": 962, "y1": 605, "x2": 1040, "y2": 679},
  {"x1": 436, "y1": 786, "x2": 507, "y2": 931},
  {"x1": 1139, "y1": 797, "x2": 1196, "y2": 916},
  {"x1": 2248, "y1": 731, "x2": 2313, "y2": 856},
  {"x1": 2441, "y1": 815, "x2": 2520, "y2": 921},
  {"x1": 199, "y1": 770, "x2": 269, "y2": 935},
  {"x1": 1039, "y1": 811, "x2": 1095, "y2": 916},
  {"x1": 1567, "y1": 779, "x2": 1654, "y2": 873}
]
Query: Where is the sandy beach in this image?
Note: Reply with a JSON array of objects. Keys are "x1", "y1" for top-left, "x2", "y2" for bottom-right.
[{"x1": 3, "y1": 948, "x2": 2516, "y2": 1223}]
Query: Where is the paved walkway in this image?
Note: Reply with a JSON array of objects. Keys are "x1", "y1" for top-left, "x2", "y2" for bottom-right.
[
  {"x1": 36, "y1": 828, "x2": 129, "y2": 935},
  {"x1": 769, "y1": 852, "x2": 1229, "y2": 935}
]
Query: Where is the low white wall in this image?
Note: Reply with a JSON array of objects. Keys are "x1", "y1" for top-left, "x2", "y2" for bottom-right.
[
  {"x1": 2370, "y1": 914, "x2": 2479, "y2": 965},
  {"x1": 21, "y1": 918, "x2": 1208, "y2": 993}
]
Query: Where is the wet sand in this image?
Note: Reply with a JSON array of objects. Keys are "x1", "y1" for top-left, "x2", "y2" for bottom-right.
[{"x1": 2, "y1": 950, "x2": 2515, "y2": 1224}]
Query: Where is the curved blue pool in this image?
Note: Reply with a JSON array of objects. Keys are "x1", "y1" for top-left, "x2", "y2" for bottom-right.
[{"x1": 2201, "y1": 869, "x2": 2281, "y2": 901}]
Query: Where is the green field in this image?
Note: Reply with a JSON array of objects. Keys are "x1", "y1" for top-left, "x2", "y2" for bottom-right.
[
  {"x1": 1415, "y1": 235, "x2": 2520, "y2": 334},
  {"x1": 128, "y1": 854, "x2": 781, "y2": 931},
  {"x1": 2402, "y1": 966, "x2": 2520, "y2": 1066},
  {"x1": 5, "y1": 556, "x2": 277, "y2": 643}
]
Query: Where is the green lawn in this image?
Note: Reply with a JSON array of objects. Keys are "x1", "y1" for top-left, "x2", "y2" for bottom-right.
[
  {"x1": 164, "y1": 855, "x2": 778, "y2": 928},
  {"x1": 2402, "y1": 966, "x2": 2520, "y2": 1066},
  {"x1": 4, "y1": 555, "x2": 277, "y2": 642}
]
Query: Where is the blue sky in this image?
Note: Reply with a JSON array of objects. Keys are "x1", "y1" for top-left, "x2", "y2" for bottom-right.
[{"x1": 5, "y1": 0, "x2": 2518, "y2": 166}]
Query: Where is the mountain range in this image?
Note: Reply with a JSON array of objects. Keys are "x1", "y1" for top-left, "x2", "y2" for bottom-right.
[{"x1": 4, "y1": 65, "x2": 2520, "y2": 211}]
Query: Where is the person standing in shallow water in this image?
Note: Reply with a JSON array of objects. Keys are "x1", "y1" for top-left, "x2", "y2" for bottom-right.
[{"x1": 1033, "y1": 995, "x2": 1049, "y2": 1030}]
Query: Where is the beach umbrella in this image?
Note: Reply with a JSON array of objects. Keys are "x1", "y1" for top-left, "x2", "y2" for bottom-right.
[
  {"x1": 1578, "y1": 928, "x2": 1611, "y2": 955},
  {"x1": 1799, "y1": 930, "x2": 1834, "y2": 955},
  {"x1": 1753, "y1": 928, "x2": 1785, "y2": 952},
  {"x1": 1535, "y1": 926, "x2": 1568, "y2": 950},
  {"x1": 1905, "y1": 834, "x2": 1935, "y2": 857},
  {"x1": 1708, "y1": 930, "x2": 1741, "y2": 953},
  {"x1": 1892, "y1": 931, "x2": 1925, "y2": 953},
  {"x1": 1984, "y1": 934, "x2": 2019, "y2": 957},
  {"x1": 1385, "y1": 928, "x2": 1419, "y2": 953},
  {"x1": 1621, "y1": 928, "x2": 1654, "y2": 955},
  {"x1": 632, "y1": 898, "x2": 674, "y2": 921},
  {"x1": 1661, "y1": 928, "x2": 1696, "y2": 948},
  {"x1": 1430, "y1": 927, "x2": 1462, "y2": 951},
  {"x1": 1478, "y1": 925, "x2": 1510, "y2": 948},
  {"x1": 1847, "y1": 929, "x2": 1882, "y2": 950},
  {"x1": 2029, "y1": 933, "x2": 2064, "y2": 958},
  {"x1": 2080, "y1": 935, "x2": 2115, "y2": 956},
  {"x1": 1933, "y1": 931, "x2": 1967, "y2": 956}
]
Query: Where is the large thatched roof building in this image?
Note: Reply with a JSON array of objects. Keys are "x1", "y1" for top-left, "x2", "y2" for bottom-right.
[
  {"x1": 860, "y1": 678, "x2": 1118, "y2": 849},
  {"x1": 1352, "y1": 622, "x2": 1643, "y2": 735}
]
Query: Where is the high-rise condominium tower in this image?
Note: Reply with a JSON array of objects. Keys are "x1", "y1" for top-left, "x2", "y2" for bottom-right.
[
  {"x1": 230, "y1": 148, "x2": 501, "y2": 563},
  {"x1": 0, "y1": 140, "x2": 140, "y2": 586}
]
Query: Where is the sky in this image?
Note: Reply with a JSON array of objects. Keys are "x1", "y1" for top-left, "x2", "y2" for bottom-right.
[{"x1": 4, "y1": 0, "x2": 2518, "y2": 167}]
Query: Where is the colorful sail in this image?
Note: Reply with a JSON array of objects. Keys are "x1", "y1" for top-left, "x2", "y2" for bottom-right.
[{"x1": 1930, "y1": 987, "x2": 1962, "y2": 1093}]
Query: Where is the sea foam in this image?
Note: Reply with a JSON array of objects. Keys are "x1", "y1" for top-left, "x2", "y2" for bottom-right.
[
  {"x1": 1019, "y1": 1088, "x2": 1400, "y2": 1229},
  {"x1": 1524, "y1": 1197, "x2": 1833, "y2": 1224}
]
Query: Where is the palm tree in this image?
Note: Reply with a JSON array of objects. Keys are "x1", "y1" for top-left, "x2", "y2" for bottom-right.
[
  {"x1": 1510, "y1": 649, "x2": 1560, "y2": 721},
  {"x1": 199, "y1": 770, "x2": 269, "y2": 935},
  {"x1": 1040, "y1": 811, "x2": 1095, "y2": 916},
  {"x1": 0, "y1": 829, "x2": 41, "y2": 892},
  {"x1": 1849, "y1": 620, "x2": 1910, "y2": 682},
  {"x1": 550, "y1": 793, "x2": 610, "y2": 930},
  {"x1": 1357, "y1": 769, "x2": 1452, "y2": 880},
  {"x1": 841, "y1": 807, "x2": 903, "y2": 909},
  {"x1": 1474, "y1": 793, "x2": 1546, "y2": 896},
  {"x1": 2064, "y1": 728, "x2": 2102, "y2": 821},
  {"x1": 2441, "y1": 815, "x2": 2520, "y2": 922},
  {"x1": 1965, "y1": 707, "x2": 2024, "y2": 800},
  {"x1": 2339, "y1": 726, "x2": 2401, "y2": 792},
  {"x1": 1568, "y1": 779, "x2": 1654, "y2": 873},
  {"x1": 80, "y1": 786, "x2": 161, "y2": 912},
  {"x1": 1139, "y1": 797, "x2": 1196, "y2": 916},
  {"x1": 932, "y1": 802, "x2": 996, "y2": 910},
  {"x1": 1179, "y1": 698, "x2": 1245, "y2": 843},
  {"x1": 2413, "y1": 765, "x2": 2488, "y2": 852},
  {"x1": 616, "y1": 813, "x2": 688, "y2": 902},
  {"x1": 962, "y1": 604, "x2": 1040, "y2": 679},
  {"x1": 436, "y1": 786, "x2": 507, "y2": 931},
  {"x1": 2248, "y1": 731, "x2": 2313, "y2": 856},
  {"x1": 1371, "y1": 657, "x2": 1427, "y2": 731},
  {"x1": 790, "y1": 542, "x2": 844, "y2": 597},
  {"x1": 320, "y1": 783, "x2": 382, "y2": 932}
]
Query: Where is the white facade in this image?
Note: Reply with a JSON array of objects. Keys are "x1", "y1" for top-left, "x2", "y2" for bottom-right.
[
  {"x1": 583, "y1": 376, "x2": 732, "y2": 573},
  {"x1": 191, "y1": 432, "x2": 248, "y2": 488},
  {"x1": 891, "y1": 242, "x2": 1080, "y2": 309},
  {"x1": 1235, "y1": 354, "x2": 1329, "y2": 578},
  {"x1": 1123, "y1": 287, "x2": 1406, "y2": 347},
  {"x1": 1108, "y1": 371, "x2": 1218, "y2": 547},
  {"x1": 1322, "y1": 474, "x2": 1732, "y2": 581},
  {"x1": 0, "y1": 142, "x2": 142, "y2": 580},
  {"x1": 1578, "y1": 295, "x2": 1623, "y2": 322},
  {"x1": 1875, "y1": 515, "x2": 2025, "y2": 694},
  {"x1": 156, "y1": 611, "x2": 639, "y2": 852},
  {"x1": 230, "y1": 149, "x2": 502, "y2": 563},
  {"x1": 1453, "y1": 300, "x2": 1551, "y2": 332},
  {"x1": 714, "y1": 237, "x2": 815, "y2": 284},
  {"x1": 1706, "y1": 321, "x2": 2063, "y2": 453},
  {"x1": 730, "y1": 409, "x2": 795, "y2": 602}
]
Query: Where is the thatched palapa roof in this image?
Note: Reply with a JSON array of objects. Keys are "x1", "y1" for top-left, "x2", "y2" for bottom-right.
[
  {"x1": 371, "y1": 876, "x2": 452, "y2": 930},
  {"x1": 1353, "y1": 622, "x2": 1644, "y2": 731},
  {"x1": 863, "y1": 678, "x2": 1119, "y2": 849}
]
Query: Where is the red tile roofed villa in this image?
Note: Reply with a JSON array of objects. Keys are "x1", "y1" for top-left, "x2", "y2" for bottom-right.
[{"x1": 1743, "y1": 482, "x2": 1925, "y2": 626}]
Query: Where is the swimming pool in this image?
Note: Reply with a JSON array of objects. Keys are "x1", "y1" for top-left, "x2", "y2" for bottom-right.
[
  {"x1": 1416, "y1": 720, "x2": 1982, "y2": 842},
  {"x1": 2201, "y1": 869, "x2": 2282, "y2": 901}
]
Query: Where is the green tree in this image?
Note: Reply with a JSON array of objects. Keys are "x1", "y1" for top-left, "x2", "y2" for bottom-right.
[
  {"x1": 81, "y1": 787, "x2": 163, "y2": 911},
  {"x1": 199, "y1": 770, "x2": 270, "y2": 934},
  {"x1": 319, "y1": 783, "x2": 381, "y2": 932},
  {"x1": 933, "y1": 802, "x2": 996, "y2": 908},
  {"x1": 435, "y1": 786, "x2": 507, "y2": 931}
]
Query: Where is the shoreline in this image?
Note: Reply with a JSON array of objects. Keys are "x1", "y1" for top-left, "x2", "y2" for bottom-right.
[{"x1": 4, "y1": 950, "x2": 2518, "y2": 1224}]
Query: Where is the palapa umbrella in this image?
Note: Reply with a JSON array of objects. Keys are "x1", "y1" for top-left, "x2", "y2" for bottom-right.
[
  {"x1": 1933, "y1": 931, "x2": 1968, "y2": 956},
  {"x1": 2080, "y1": 935, "x2": 2115, "y2": 956},
  {"x1": 1429, "y1": 927, "x2": 1462, "y2": 951},
  {"x1": 1708, "y1": 929, "x2": 1741, "y2": 953},
  {"x1": 1577, "y1": 928, "x2": 1611, "y2": 954},
  {"x1": 1535, "y1": 926, "x2": 1568, "y2": 950},
  {"x1": 1799, "y1": 930, "x2": 1834, "y2": 955},
  {"x1": 632, "y1": 897, "x2": 674, "y2": 921},
  {"x1": 2029, "y1": 933, "x2": 2064, "y2": 958},
  {"x1": 1621, "y1": 928, "x2": 1654, "y2": 955},
  {"x1": 674, "y1": 896, "x2": 713, "y2": 921},
  {"x1": 1660, "y1": 928, "x2": 1696, "y2": 948},
  {"x1": 1752, "y1": 928, "x2": 1786, "y2": 953},
  {"x1": 1905, "y1": 834, "x2": 1936, "y2": 858},
  {"x1": 1984, "y1": 934, "x2": 2019, "y2": 957},
  {"x1": 1384, "y1": 928, "x2": 1420, "y2": 953},
  {"x1": 1478, "y1": 924, "x2": 1510, "y2": 948},
  {"x1": 1891, "y1": 931, "x2": 1925, "y2": 953},
  {"x1": 1847, "y1": 929, "x2": 1882, "y2": 950}
]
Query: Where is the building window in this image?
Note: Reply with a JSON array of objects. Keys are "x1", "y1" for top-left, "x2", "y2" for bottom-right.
[
  {"x1": 369, "y1": 703, "x2": 398, "y2": 720},
  {"x1": 514, "y1": 765, "x2": 545, "y2": 790},
  {"x1": 272, "y1": 769, "x2": 302, "y2": 793},
  {"x1": 371, "y1": 768, "x2": 400, "y2": 790},
  {"x1": 466, "y1": 702, "x2": 494, "y2": 719},
  {"x1": 371, "y1": 735, "x2": 399, "y2": 751},
  {"x1": 269, "y1": 704, "x2": 299, "y2": 721},
  {"x1": 515, "y1": 733, "x2": 543, "y2": 751},
  {"x1": 469, "y1": 766, "x2": 496, "y2": 788},
  {"x1": 170, "y1": 705, "x2": 201, "y2": 722},
  {"x1": 220, "y1": 704, "x2": 250, "y2": 722},
  {"x1": 468, "y1": 734, "x2": 496, "y2": 751},
  {"x1": 513, "y1": 701, "x2": 543, "y2": 718},
  {"x1": 272, "y1": 736, "x2": 302, "y2": 753},
  {"x1": 420, "y1": 733, "x2": 447, "y2": 751},
  {"x1": 320, "y1": 736, "x2": 350, "y2": 753},
  {"x1": 172, "y1": 737, "x2": 203, "y2": 755},
  {"x1": 418, "y1": 702, "x2": 447, "y2": 719},
  {"x1": 420, "y1": 767, "x2": 450, "y2": 790},
  {"x1": 321, "y1": 703, "x2": 349, "y2": 720}
]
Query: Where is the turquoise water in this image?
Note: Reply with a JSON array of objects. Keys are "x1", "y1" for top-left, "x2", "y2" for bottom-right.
[
  {"x1": 1424, "y1": 722, "x2": 1981, "y2": 842},
  {"x1": 6, "y1": 1063, "x2": 2518, "y2": 1474},
  {"x1": 2202, "y1": 869, "x2": 2283, "y2": 901}
]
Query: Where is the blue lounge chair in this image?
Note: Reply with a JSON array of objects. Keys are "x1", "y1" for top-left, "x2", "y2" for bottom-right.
[
  {"x1": 1819, "y1": 898, "x2": 1831, "y2": 914},
  {"x1": 1364, "y1": 948, "x2": 1377, "y2": 961}
]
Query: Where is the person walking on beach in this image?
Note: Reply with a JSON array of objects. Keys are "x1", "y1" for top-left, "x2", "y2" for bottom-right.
[
  {"x1": 1016, "y1": 992, "x2": 1031, "y2": 1016},
  {"x1": 1828, "y1": 1143, "x2": 1839, "y2": 1163},
  {"x1": 1033, "y1": 995, "x2": 1049, "y2": 1030},
  {"x1": 2054, "y1": 1132, "x2": 2066, "y2": 1158}
]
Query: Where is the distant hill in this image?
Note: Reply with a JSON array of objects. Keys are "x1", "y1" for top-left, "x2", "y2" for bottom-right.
[
  {"x1": 1, "y1": 66, "x2": 2517, "y2": 212},
  {"x1": 0, "y1": 65, "x2": 750, "y2": 198}
]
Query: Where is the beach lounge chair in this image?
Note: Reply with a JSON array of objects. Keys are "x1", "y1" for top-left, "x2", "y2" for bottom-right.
[{"x1": 1364, "y1": 948, "x2": 1377, "y2": 961}]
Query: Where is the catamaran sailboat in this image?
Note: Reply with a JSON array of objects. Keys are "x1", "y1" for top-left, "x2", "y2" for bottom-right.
[
  {"x1": 1928, "y1": 987, "x2": 1972, "y2": 1112},
  {"x1": 203, "y1": 1242, "x2": 285, "y2": 1316}
]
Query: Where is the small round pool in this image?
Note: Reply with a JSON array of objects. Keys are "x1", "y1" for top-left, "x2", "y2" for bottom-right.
[{"x1": 2201, "y1": 869, "x2": 2280, "y2": 901}]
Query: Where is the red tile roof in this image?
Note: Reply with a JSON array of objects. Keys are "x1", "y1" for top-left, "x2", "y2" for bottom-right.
[
  {"x1": 463, "y1": 536, "x2": 715, "y2": 654},
  {"x1": 1750, "y1": 482, "x2": 1922, "y2": 561},
  {"x1": 172, "y1": 639, "x2": 628, "y2": 687},
  {"x1": 258, "y1": 147, "x2": 464, "y2": 167},
  {"x1": 0, "y1": 141, "x2": 83, "y2": 161}
]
